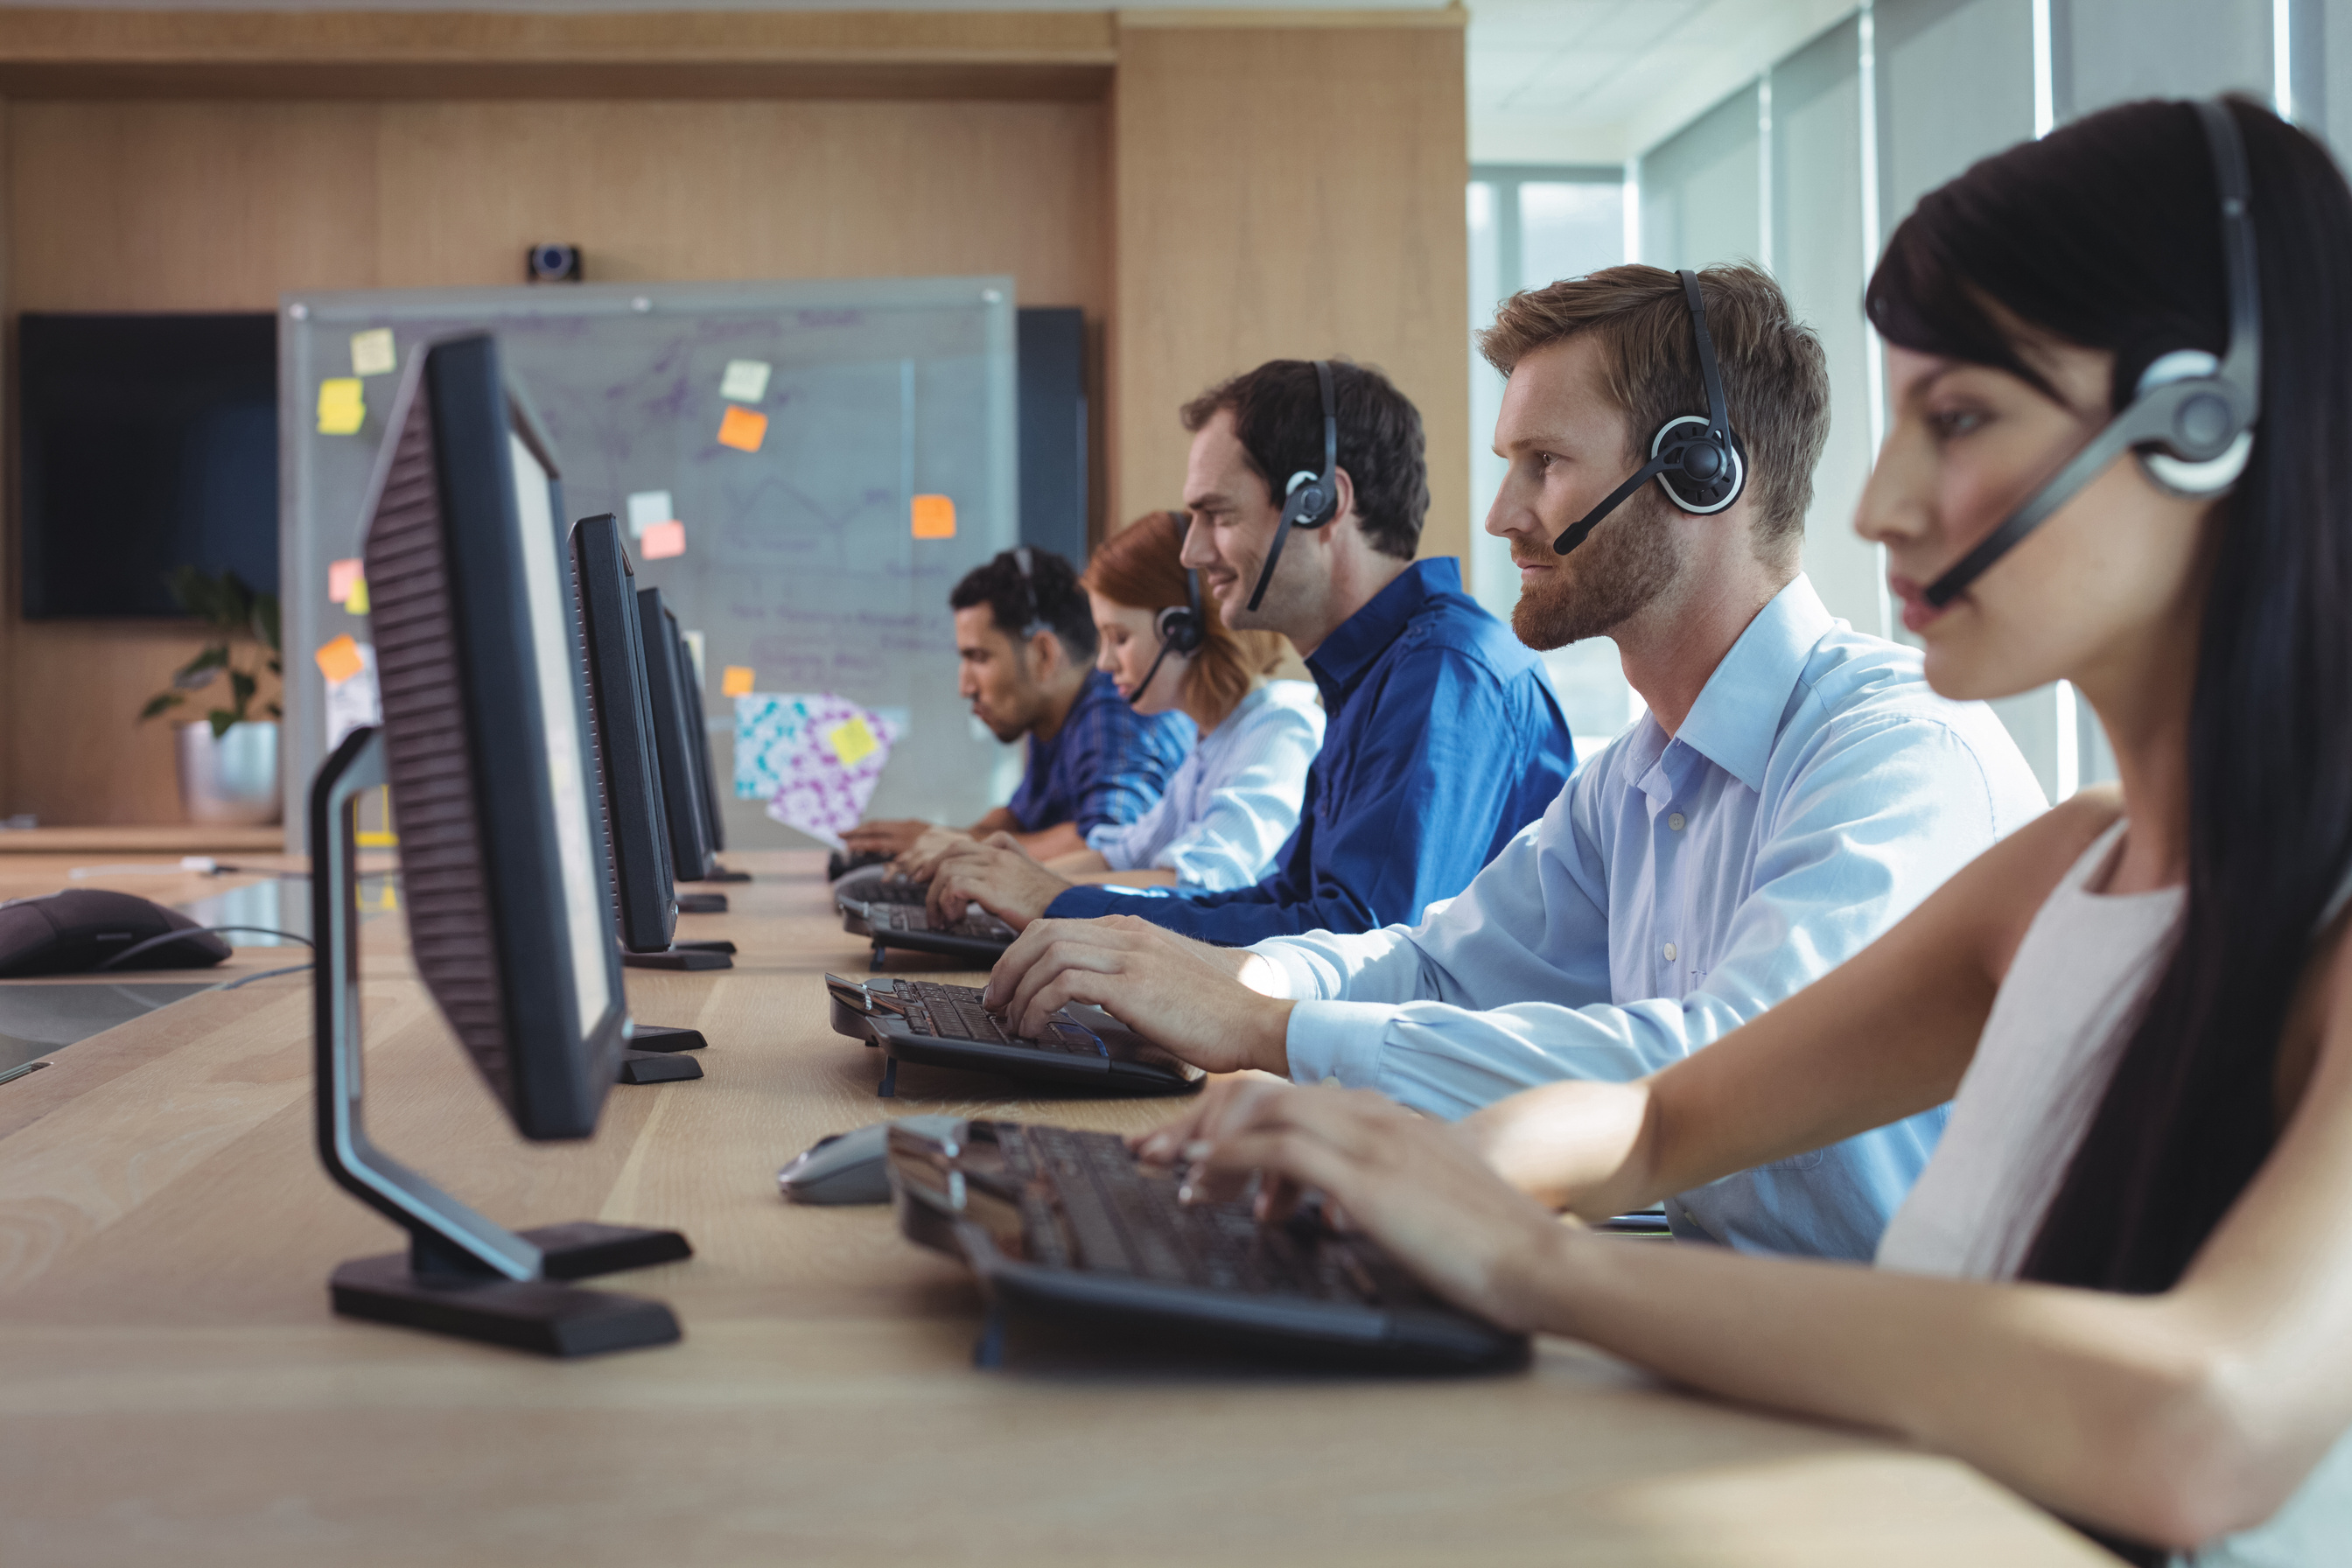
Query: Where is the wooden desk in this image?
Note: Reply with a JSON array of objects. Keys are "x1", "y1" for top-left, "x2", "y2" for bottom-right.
[{"x1": 0, "y1": 851, "x2": 2113, "y2": 1566}]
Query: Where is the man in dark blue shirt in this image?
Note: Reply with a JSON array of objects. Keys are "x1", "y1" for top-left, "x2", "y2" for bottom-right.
[
  {"x1": 845, "y1": 549, "x2": 1190, "y2": 870},
  {"x1": 1030, "y1": 360, "x2": 1573, "y2": 942}
]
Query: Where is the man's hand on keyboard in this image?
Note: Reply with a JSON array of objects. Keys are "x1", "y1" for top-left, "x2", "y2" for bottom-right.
[
  {"x1": 891, "y1": 825, "x2": 978, "y2": 882},
  {"x1": 984, "y1": 914, "x2": 1294, "y2": 1074},
  {"x1": 844, "y1": 818, "x2": 932, "y2": 858},
  {"x1": 928, "y1": 835, "x2": 1069, "y2": 929}
]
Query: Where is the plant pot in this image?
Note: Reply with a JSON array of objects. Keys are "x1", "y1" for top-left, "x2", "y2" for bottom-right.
[{"x1": 175, "y1": 720, "x2": 282, "y2": 826}]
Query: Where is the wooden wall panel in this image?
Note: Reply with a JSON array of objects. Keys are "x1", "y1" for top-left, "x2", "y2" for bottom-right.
[
  {"x1": 1110, "y1": 20, "x2": 1468, "y2": 565},
  {"x1": 4, "y1": 94, "x2": 1106, "y2": 823}
]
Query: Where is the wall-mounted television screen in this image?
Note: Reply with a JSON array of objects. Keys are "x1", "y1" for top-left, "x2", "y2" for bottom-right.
[{"x1": 18, "y1": 312, "x2": 279, "y2": 619}]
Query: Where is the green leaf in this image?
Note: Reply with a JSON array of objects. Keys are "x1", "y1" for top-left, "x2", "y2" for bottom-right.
[
  {"x1": 218, "y1": 571, "x2": 254, "y2": 634},
  {"x1": 208, "y1": 710, "x2": 236, "y2": 740},
  {"x1": 139, "y1": 691, "x2": 186, "y2": 722},
  {"x1": 228, "y1": 668, "x2": 256, "y2": 722},
  {"x1": 265, "y1": 701, "x2": 284, "y2": 718},
  {"x1": 173, "y1": 645, "x2": 228, "y2": 690},
  {"x1": 253, "y1": 593, "x2": 282, "y2": 654},
  {"x1": 166, "y1": 565, "x2": 218, "y2": 625}
]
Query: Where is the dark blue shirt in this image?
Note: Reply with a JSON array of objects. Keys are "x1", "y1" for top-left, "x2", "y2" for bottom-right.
[
  {"x1": 1044, "y1": 558, "x2": 1574, "y2": 942},
  {"x1": 1007, "y1": 668, "x2": 1193, "y2": 836}
]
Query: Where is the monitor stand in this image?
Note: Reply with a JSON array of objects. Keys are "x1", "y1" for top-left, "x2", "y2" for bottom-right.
[
  {"x1": 675, "y1": 892, "x2": 728, "y2": 914},
  {"x1": 695, "y1": 863, "x2": 753, "y2": 884},
  {"x1": 311, "y1": 728, "x2": 691, "y2": 1358},
  {"x1": 617, "y1": 1023, "x2": 705, "y2": 1085},
  {"x1": 621, "y1": 945, "x2": 731, "y2": 970}
]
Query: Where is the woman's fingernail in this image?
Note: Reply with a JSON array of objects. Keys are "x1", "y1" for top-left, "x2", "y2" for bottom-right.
[{"x1": 1182, "y1": 1141, "x2": 1212, "y2": 1162}]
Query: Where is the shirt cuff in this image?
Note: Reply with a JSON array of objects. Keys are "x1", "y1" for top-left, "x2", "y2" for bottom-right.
[
  {"x1": 1247, "y1": 939, "x2": 1324, "y2": 1001},
  {"x1": 1284, "y1": 1001, "x2": 1398, "y2": 1088}
]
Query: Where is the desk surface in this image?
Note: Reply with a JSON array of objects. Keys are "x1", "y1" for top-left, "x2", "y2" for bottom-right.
[{"x1": 0, "y1": 850, "x2": 2113, "y2": 1567}]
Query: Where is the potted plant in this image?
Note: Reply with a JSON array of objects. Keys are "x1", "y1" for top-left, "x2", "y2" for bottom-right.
[{"x1": 140, "y1": 567, "x2": 284, "y2": 825}]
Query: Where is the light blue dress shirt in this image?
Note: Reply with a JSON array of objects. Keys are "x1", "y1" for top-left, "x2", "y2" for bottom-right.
[
  {"x1": 1250, "y1": 576, "x2": 2049, "y2": 1260},
  {"x1": 1085, "y1": 681, "x2": 1326, "y2": 892}
]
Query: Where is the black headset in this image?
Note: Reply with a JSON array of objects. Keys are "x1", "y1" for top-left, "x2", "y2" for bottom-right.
[
  {"x1": 1127, "y1": 513, "x2": 1206, "y2": 704},
  {"x1": 1011, "y1": 546, "x2": 1052, "y2": 640},
  {"x1": 1924, "y1": 99, "x2": 2260, "y2": 607},
  {"x1": 1553, "y1": 270, "x2": 1748, "y2": 557},
  {"x1": 1244, "y1": 360, "x2": 1341, "y2": 612}
]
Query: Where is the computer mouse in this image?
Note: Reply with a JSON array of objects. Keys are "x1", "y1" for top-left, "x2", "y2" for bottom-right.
[
  {"x1": 778, "y1": 1114, "x2": 967, "y2": 1205},
  {"x1": 0, "y1": 889, "x2": 233, "y2": 978}
]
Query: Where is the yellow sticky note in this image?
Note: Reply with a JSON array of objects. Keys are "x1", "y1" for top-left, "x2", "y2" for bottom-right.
[
  {"x1": 315, "y1": 634, "x2": 364, "y2": 685},
  {"x1": 318, "y1": 378, "x2": 366, "y2": 436},
  {"x1": 717, "y1": 405, "x2": 767, "y2": 453},
  {"x1": 826, "y1": 716, "x2": 878, "y2": 767},
  {"x1": 345, "y1": 576, "x2": 369, "y2": 614},
  {"x1": 350, "y1": 328, "x2": 397, "y2": 377},
  {"x1": 327, "y1": 557, "x2": 363, "y2": 604},
  {"x1": 640, "y1": 519, "x2": 686, "y2": 560},
  {"x1": 911, "y1": 494, "x2": 957, "y2": 540},
  {"x1": 721, "y1": 665, "x2": 755, "y2": 697}
]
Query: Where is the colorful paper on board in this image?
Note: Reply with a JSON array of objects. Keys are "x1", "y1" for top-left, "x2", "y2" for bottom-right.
[
  {"x1": 317, "y1": 379, "x2": 365, "y2": 436},
  {"x1": 717, "y1": 406, "x2": 767, "y2": 452},
  {"x1": 344, "y1": 576, "x2": 370, "y2": 614},
  {"x1": 721, "y1": 665, "x2": 755, "y2": 697},
  {"x1": 732, "y1": 693, "x2": 900, "y2": 847},
  {"x1": 640, "y1": 520, "x2": 686, "y2": 560},
  {"x1": 324, "y1": 641, "x2": 382, "y2": 750},
  {"x1": 825, "y1": 716, "x2": 878, "y2": 767},
  {"x1": 327, "y1": 558, "x2": 364, "y2": 605},
  {"x1": 349, "y1": 328, "x2": 397, "y2": 378},
  {"x1": 625, "y1": 490, "x2": 673, "y2": 539},
  {"x1": 314, "y1": 634, "x2": 365, "y2": 685},
  {"x1": 719, "y1": 359, "x2": 772, "y2": 403},
  {"x1": 910, "y1": 494, "x2": 957, "y2": 540}
]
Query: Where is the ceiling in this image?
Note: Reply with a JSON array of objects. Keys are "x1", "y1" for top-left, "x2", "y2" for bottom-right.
[{"x1": 10, "y1": 0, "x2": 1862, "y2": 166}]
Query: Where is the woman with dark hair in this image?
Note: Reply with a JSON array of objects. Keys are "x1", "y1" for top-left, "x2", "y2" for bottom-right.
[
  {"x1": 1133, "y1": 97, "x2": 2352, "y2": 1562},
  {"x1": 926, "y1": 511, "x2": 1322, "y2": 927}
]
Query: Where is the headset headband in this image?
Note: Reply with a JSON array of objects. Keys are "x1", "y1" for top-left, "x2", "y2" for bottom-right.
[
  {"x1": 1244, "y1": 360, "x2": 1340, "y2": 613},
  {"x1": 1923, "y1": 99, "x2": 2261, "y2": 607},
  {"x1": 1012, "y1": 545, "x2": 1051, "y2": 639}
]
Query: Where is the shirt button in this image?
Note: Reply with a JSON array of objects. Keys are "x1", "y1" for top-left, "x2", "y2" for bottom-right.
[
  {"x1": 1320, "y1": 1075, "x2": 1341, "y2": 1088},
  {"x1": 1662, "y1": 942, "x2": 1678, "y2": 962},
  {"x1": 1668, "y1": 812, "x2": 1686, "y2": 831}
]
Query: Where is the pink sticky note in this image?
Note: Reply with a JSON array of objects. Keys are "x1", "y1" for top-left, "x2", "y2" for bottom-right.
[
  {"x1": 640, "y1": 520, "x2": 686, "y2": 560},
  {"x1": 328, "y1": 558, "x2": 364, "y2": 604}
]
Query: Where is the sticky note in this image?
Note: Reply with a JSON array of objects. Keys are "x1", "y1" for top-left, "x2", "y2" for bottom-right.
[
  {"x1": 911, "y1": 494, "x2": 957, "y2": 540},
  {"x1": 625, "y1": 490, "x2": 673, "y2": 539},
  {"x1": 345, "y1": 576, "x2": 370, "y2": 614},
  {"x1": 350, "y1": 328, "x2": 397, "y2": 378},
  {"x1": 717, "y1": 405, "x2": 767, "y2": 453},
  {"x1": 825, "y1": 716, "x2": 879, "y2": 768},
  {"x1": 722, "y1": 664, "x2": 755, "y2": 697},
  {"x1": 315, "y1": 634, "x2": 365, "y2": 685},
  {"x1": 640, "y1": 520, "x2": 686, "y2": 560},
  {"x1": 720, "y1": 359, "x2": 772, "y2": 403},
  {"x1": 317, "y1": 379, "x2": 366, "y2": 436},
  {"x1": 327, "y1": 557, "x2": 364, "y2": 604}
]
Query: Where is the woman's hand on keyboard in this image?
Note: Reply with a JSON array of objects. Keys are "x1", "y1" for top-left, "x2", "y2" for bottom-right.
[
  {"x1": 928, "y1": 836, "x2": 1068, "y2": 928},
  {"x1": 1179, "y1": 1084, "x2": 1574, "y2": 1333},
  {"x1": 984, "y1": 914, "x2": 1295, "y2": 1073}
]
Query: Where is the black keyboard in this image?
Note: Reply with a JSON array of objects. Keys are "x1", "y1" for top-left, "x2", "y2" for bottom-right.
[
  {"x1": 990, "y1": 1123, "x2": 1409, "y2": 1304},
  {"x1": 878, "y1": 905, "x2": 1015, "y2": 941},
  {"x1": 897, "y1": 982, "x2": 1108, "y2": 1058}
]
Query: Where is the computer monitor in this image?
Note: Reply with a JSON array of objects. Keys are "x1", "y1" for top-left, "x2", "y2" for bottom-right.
[
  {"x1": 570, "y1": 514, "x2": 679, "y2": 955},
  {"x1": 637, "y1": 585, "x2": 717, "y2": 884},
  {"x1": 670, "y1": 612, "x2": 731, "y2": 858},
  {"x1": 313, "y1": 330, "x2": 690, "y2": 1356}
]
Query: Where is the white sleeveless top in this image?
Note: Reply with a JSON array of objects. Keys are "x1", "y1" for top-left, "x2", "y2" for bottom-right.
[{"x1": 1877, "y1": 819, "x2": 2352, "y2": 1565}]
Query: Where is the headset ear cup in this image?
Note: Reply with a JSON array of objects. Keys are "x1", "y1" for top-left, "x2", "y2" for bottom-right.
[
  {"x1": 1156, "y1": 606, "x2": 1204, "y2": 654},
  {"x1": 2141, "y1": 430, "x2": 2253, "y2": 497}
]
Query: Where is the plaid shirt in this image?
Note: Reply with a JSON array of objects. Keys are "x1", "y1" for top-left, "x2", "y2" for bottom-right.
[{"x1": 1006, "y1": 668, "x2": 1192, "y2": 836}]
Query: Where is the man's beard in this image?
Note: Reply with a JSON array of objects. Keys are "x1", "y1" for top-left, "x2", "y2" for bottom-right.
[{"x1": 1511, "y1": 492, "x2": 1684, "y2": 651}]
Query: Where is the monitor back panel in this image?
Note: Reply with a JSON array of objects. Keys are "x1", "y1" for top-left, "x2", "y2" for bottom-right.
[
  {"x1": 637, "y1": 586, "x2": 715, "y2": 881},
  {"x1": 570, "y1": 514, "x2": 676, "y2": 954}
]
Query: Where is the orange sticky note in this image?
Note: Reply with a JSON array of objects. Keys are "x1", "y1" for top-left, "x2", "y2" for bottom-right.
[
  {"x1": 315, "y1": 634, "x2": 364, "y2": 685},
  {"x1": 640, "y1": 520, "x2": 686, "y2": 560},
  {"x1": 911, "y1": 494, "x2": 957, "y2": 540},
  {"x1": 327, "y1": 558, "x2": 364, "y2": 604},
  {"x1": 721, "y1": 665, "x2": 755, "y2": 697},
  {"x1": 717, "y1": 405, "x2": 767, "y2": 453}
]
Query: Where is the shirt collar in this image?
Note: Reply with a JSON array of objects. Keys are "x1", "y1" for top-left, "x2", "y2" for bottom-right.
[
  {"x1": 1670, "y1": 575, "x2": 1837, "y2": 794},
  {"x1": 1305, "y1": 557, "x2": 1460, "y2": 704},
  {"x1": 1030, "y1": 668, "x2": 1116, "y2": 763}
]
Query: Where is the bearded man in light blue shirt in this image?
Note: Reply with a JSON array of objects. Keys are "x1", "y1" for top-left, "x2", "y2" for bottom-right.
[{"x1": 985, "y1": 262, "x2": 2047, "y2": 1261}]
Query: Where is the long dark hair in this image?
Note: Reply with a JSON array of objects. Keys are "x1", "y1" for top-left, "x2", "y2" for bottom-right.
[{"x1": 1872, "y1": 102, "x2": 2352, "y2": 1292}]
